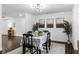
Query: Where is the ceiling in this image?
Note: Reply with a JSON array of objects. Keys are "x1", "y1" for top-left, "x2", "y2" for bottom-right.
[{"x1": 2, "y1": 4, "x2": 73, "y2": 17}]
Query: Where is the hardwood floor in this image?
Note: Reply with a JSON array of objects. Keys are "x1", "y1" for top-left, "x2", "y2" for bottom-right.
[
  {"x1": 65, "y1": 43, "x2": 74, "y2": 54},
  {"x1": 1, "y1": 39, "x2": 79, "y2": 54},
  {"x1": 52, "y1": 41, "x2": 79, "y2": 54},
  {"x1": 65, "y1": 43, "x2": 79, "y2": 54}
]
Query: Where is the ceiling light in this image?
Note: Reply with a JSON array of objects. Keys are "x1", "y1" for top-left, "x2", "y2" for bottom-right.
[{"x1": 29, "y1": 4, "x2": 47, "y2": 12}]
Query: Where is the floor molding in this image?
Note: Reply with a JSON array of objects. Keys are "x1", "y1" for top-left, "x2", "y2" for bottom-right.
[{"x1": 51, "y1": 40, "x2": 67, "y2": 44}]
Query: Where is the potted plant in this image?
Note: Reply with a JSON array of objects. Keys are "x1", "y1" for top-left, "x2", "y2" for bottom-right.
[
  {"x1": 32, "y1": 23, "x2": 39, "y2": 32},
  {"x1": 63, "y1": 20, "x2": 72, "y2": 44}
]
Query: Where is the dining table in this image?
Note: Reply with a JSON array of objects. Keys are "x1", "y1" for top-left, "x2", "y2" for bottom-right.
[{"x1": 32, "y1": 32, "x2": 48, "y2": 54}]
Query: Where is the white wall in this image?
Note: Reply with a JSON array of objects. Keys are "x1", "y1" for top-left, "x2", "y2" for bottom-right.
[
  {"x1": 35, "y1": 11, "x2": 72, "y2": 42},
  {"x1": 72, "y1": 4, "x2": 79, "y2": 50},
  {"x1": 15, "y1": 14, "x2": 35, "y2": 36},
  {"x1": 0, "y1": 12, "x2": 34, "y2": 50},
  {"x1": 2, "y1": 13, "x2": 34, "y2": 36},
  {"x1": 0, "y1": 4, "x2": 2, "y2": 50},
  {"x1": 24, "y1": 14, "x2": 35, "y2": 33}
]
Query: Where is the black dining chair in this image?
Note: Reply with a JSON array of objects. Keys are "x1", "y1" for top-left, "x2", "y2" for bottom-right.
[
  {"x1": 47, "y1": 32, "x2": 51, "y2": 50},
  {"x1": 27, "y1": 31, "x2": 32, "y2": 34},
  {"x1": 22, "y1": 33, "x2": 38, "y2": 54},
  {"x1": 43, "y1": 32, "x2": 51, "y2": 53}
]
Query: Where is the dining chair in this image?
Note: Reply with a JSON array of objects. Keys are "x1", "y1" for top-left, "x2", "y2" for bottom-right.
[
  {"x1": 27, "y1": 31, "x2": 32, "y2": 34},
  {"x1": 43, "y1": 32, "x2": 51, "y2": 53},
  {"x1": 22, "y1": 33, "x2": 38, "y2": 54},
  {"x1": 47, "y1": 32, "x2": 51, "y2": 50}
]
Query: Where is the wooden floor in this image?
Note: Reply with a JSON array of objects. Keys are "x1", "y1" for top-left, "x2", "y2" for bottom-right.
[
  {"x1": 65, "y1": 43, "x2": 74, "y2": 54},
  {"x1": 65, "y1": 43, "x2": 79, "y2": 54},
  {"x1": 0, "y1": 40, "x2": 79, "y2": 54},
  {"x1": 52, "y1": 41, "x2": 79, "y2": 54}
]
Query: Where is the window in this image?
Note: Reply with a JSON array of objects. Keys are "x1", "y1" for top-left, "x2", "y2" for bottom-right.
[
  {"x1": 39, "y1": 19, "x2": 45, "y2": 28},
  {"x1": 56, "y1": 17, "x2": 64, "y2": 28},
  {"x1": 46, "y1": 18, "x2": 54, "y2": 28}
]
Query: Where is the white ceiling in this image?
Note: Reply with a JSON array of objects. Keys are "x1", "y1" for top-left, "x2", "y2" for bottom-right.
[{"x1": 2, "y1": 4, "x2": 73, "y2": 17}]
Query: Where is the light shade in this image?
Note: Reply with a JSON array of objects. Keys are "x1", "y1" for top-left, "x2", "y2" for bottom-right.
[{"x1": 29, "y1": 4, "x2": 47, "y2": 11}]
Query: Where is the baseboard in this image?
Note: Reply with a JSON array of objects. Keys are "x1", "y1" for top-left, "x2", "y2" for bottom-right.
[{"x1": 51, "y1": 40, "x2": 67, "y2": 44}]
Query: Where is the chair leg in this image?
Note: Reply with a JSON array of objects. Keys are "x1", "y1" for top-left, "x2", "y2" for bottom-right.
[
  {"x1": 49, "y1": 39, "x2": 51, "y2": 50},
  {"x1": 39, "y1": 49, "x2": 41, "y2": 54},
  {"x1": 23, "y1": 45, "x2": 25, "y2": 54},
  {"x1": 31, "y1": 48, "x2": 33, "y2": 54},
  {"x1": 46, "y1": 42, "x2": 48, "y2": 53},
  {"x1": 37, "y1": 47, "x2": 39, "y2": 54}
]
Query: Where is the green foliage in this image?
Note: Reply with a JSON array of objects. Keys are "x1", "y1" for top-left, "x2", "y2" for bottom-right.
[
  {"x1": 32, "y1": 23, "x2": 39, "y2": 32},
  {"x1": 63, "y1": 20, "x2": 72, "y2": 35}
]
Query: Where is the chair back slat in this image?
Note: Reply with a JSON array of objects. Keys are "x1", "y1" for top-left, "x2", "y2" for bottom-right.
[
  {"x1": 23, "y1": 34, "x2": 33, "y2": 46},
  {"x1": 47, "y1": 32, "x2": 50, "y2": 41}
]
